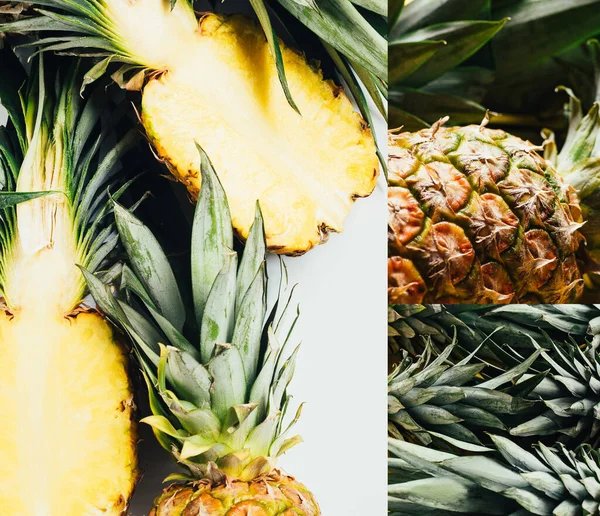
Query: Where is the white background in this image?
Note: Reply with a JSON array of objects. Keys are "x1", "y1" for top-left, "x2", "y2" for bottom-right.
[{"x1": 0, "y1": 20, "x2": 387, "y2": 516}]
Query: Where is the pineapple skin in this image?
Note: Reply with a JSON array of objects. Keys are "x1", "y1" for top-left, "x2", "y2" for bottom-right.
[
  {"x1": 388, "y1": 124, "x2": 585, "y2": 304},
  {"x1": 141, "y1": 14, "x2": 378, "y2": 255},
  {"x1": 0, "y1": 309, "x2": 137, "y2": 515},
  {"x1": 149, "y1": 472, "x2": 320, "y2": 516}
]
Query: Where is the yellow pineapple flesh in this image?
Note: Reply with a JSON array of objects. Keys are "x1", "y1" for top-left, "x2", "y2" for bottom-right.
[
  {"x1": 0, "y1": 309, "x2": 136, "y2": 515},
  {"x1": 137, "y1": 13, "x2": 378, "y2": 254}
]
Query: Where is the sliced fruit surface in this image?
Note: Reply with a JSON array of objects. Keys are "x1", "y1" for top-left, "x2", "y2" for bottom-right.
[
  {"x1": 142, "y1": 14, "x2": 378, "y2": 254},
  {"x1": 0, "y1": 309, "x2": 135, "y2": 515}
]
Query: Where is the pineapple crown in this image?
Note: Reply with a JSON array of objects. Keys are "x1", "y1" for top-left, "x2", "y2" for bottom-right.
[
  {"x1": 84, "y1": 146, "x2": 304, "y2": 482},
  {"x1": 0, "y1": 47, "x2": 136, "y2": 311},
  {"x1": 389, "y1": 339, "x2": 544, "y2": 453},
  {"x1": 389, "y1": 435, "x2": 600, "y2": 516}
]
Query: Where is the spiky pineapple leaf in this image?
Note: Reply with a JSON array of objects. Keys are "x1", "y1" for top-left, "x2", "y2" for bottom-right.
[
  {"x1": 236, "y1": 202, "x2": 265, "y2": 311},
  {"x1": 199, "y1": 252, "x2": 237, "y2": 362},
  {"x1": 276, "y1": 0, "x2": 386, "y2": 82},
  {"x1": 389, "y1": 40, "x2": 445, "y2": 86},
  {"x1": 232, "y1": 264, "x2": 266, "y2": 386},
  {"x1": 113, "y1": 201, "x2": 185, "y2": 331},
  {"x1": 249, "y1": 0, "x2": 300, "y2": 114},
  {"x1": 208, "y1": 345, "x2": 247, "y2": 422},
  {"x1": 391, "y1": 0, "x2": 491, "y2": 38},
  {"x1": 492, "y1": 0, "x2": 600, "y2": 75},
  {"x1": 191, "y1": 144, "x2": 233, "y2": 327},
  {"x1": 0, "y1": 190, "x2": 55, "y2": 208},
  {"x1": 396, "y1": 18, "x2": 508, "y2": 88}
]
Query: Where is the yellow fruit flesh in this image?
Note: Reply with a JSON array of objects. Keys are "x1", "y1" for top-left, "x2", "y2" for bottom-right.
[
  {"x1": 0, "y1": 306, "x2": 136, "y2": 515},
  {"x1": 139, "y1": 14, "x2": 378, "y2": 254},
  {"x1": 0, "y1": 122, "x2": 136, "y2": 513}
]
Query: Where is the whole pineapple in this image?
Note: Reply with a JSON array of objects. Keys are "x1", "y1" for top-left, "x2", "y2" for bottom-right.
[
  {"x1": 0, "y1": 52, "x2": 137, "y2": 513},
  {"x1": 0, "y1": 0, "x2": 382, "y2": 255},
  {"x1": 84, "y1": 147, "x2": 320, "y2": 514},
  {"x1": 388, "y1": 119, "x2": 585, "y2": 304}
]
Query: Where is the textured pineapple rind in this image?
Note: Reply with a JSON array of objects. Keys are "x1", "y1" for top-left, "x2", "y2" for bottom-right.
[
  {"x1": 149, "y1": 471, "x2": 320, "y2": 516},
  {"x1": 388, "y1": 124, "x2": 585, "y2": 304},
  {"x1": 141, "y1": 13, "x2": 378, "y2": 255}
]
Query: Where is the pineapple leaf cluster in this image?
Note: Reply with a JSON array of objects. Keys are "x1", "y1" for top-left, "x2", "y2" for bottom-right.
[
  {"x1": 0, "y1": 48, "x2": 137, "y2": 306},
  {"x1": 390, "y1": 0, "x2": 600, "y2": 132},
  {"x1": 389, "y1": 341, "x2": 542, "y2": 453},
  {"x1": 389, "y1": 436, "x2": 600, "y2": 516},
  {"x1": 389, "y1": 304, "x2": 600, "y2": 514},
  {"x1": 84, "y1": 146, "x2": 304, "y2": 481}
]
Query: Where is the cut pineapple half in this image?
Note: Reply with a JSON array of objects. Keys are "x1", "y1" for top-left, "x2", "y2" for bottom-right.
[
  {"x1": 0, "y1": 53, "x2": 138, "y2": 515},
  {"x1": 0, "y1": 5, "x2": 380, "y2": 254},
  {"x1": 142, "y1": 14, "x2": 378, "y2": 253}
]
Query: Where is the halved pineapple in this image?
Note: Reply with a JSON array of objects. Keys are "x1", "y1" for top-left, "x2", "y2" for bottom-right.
[
  {"x1": 142, "y1": 14, "x2": 377, "y2": 254},
  {"x1": 0, "y1": 53, "x2": 138, "y2": 514}
]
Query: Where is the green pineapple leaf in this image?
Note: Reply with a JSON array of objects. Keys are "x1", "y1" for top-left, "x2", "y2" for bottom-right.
[{"x1": 396, "y1": 19, "x2": 508, "y2": 88}]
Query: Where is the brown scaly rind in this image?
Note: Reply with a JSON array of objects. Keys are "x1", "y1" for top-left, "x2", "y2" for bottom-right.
[
  {"x1": 388, "y1": 123, "x2": 585, "y2": 304},
  {"x1": 149, "y1": 470, "x2": 320, "y2": 516}
]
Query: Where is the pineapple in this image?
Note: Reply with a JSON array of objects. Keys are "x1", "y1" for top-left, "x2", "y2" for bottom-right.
[
  {"x1": 389, "y1": 35, "x2": 600, "y2": 304},
  {"x1": 0, "y1": 0, "x2": 382, "y2": 255},
  {"x1": 83, "y1": 147, "x2": 320, "y2": 514},
  {"x1": 388, "y1": 120, "x2": 585, "y2": 304},
  {"x1": 0, "y1": 52, "x2": 137, "y2": 514},
  {"x1": 389, "y1": 435, "x2": 600, "y2": 515}
]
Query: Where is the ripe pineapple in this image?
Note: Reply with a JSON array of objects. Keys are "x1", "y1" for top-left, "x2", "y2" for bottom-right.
[
  {"x1": 0, "y1": 0, "x2": 382, "y2": 255},
  {"x1": 84, "y1": 147, "x2": 320, "y2": 514},
  {"x1": 0, "y1": 52, "x2": 137, "y2": 513},
  {"x1": 389, "y1": 435, "x2": 600, "y2": 515},
  {"x1": 388, "y1": 120, "x2": 585, "y2": 304},
  {"x1": 389, "y1": 37, "x2": 600, "y2": 304}
]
